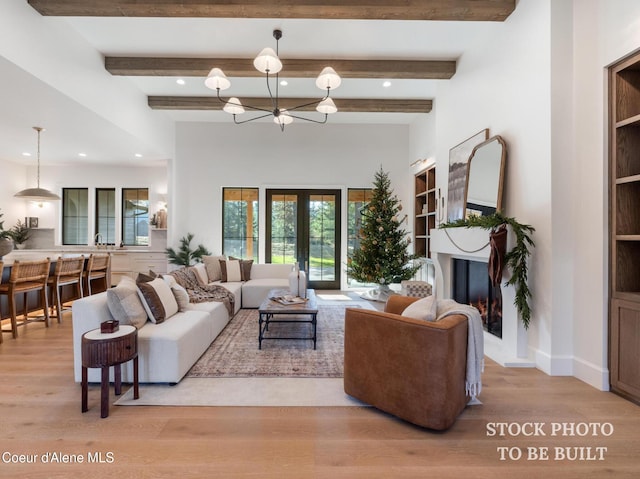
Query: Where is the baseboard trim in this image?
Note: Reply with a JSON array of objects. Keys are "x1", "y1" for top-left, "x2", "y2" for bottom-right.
[{"x1": 573, "y1": 357, "x2": 610, "y2": 391}]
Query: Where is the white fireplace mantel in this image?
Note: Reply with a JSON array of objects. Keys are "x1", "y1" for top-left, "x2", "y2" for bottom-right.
[{"x1": 431, "y1": 228, "x2": 534, "y2": 368}]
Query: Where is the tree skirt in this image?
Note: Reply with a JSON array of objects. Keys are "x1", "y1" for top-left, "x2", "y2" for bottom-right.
[{"x1": 187, "y1": 305, "x2": 364, "y2": 378}]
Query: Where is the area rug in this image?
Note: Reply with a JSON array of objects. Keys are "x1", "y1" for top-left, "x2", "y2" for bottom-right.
[
  {"x1": 114, "y1": 377, "x2": 366, "y2": 407},
  {"x1": 187, "y1": 304, "x2": 367, "y2": 379}
]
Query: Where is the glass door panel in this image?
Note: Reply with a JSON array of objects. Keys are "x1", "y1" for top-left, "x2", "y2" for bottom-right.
[
  {"x1": 267, "y1": 189, "x2": 341, "y2": 290},
  {"x1": 308, "y1": 194, "x2": 336, "y2": 283},
  {"x1": 269, "y1": 193, "x2": 298, "y2": 265}
]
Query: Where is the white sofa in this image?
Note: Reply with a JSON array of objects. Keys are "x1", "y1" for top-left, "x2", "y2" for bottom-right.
[
  {"x1": 230, "y1": 263, "x2": 293, "y2": 308},
  {"x1": 194, "y1": 259, "x2": 293, "y2": 308},
  {"x1": 72, "y1": 262, "x2": 296, "y2": 384}
]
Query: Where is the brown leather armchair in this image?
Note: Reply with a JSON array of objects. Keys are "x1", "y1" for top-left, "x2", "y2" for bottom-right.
[{"x1": 344, "y1": 295, "x2": 469, "y2": 430}]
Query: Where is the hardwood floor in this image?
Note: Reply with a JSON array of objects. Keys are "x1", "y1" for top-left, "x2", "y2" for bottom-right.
[{"x1": 1, "y1": 314, "x2": 639, "y2": 478}]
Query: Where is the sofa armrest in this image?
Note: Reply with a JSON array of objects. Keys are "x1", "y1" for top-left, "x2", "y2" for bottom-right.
[
  {"x1": 71, "y1": 292, "x2": 115, "y2": 382},
  {"x1": 344, "y1": 307, "x2": 468, "y2": 430},
  {"x1": 384, "y1": 295, "x2": 420, "y2": 314}
]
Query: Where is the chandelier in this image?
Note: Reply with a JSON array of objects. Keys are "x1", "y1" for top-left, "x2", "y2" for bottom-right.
[
  {"x1": 205, "y1": 29, "x2": 341, "y2": 131},
  {"x1": 14, "y1": 127, "x2": 61, "y2": 203}
]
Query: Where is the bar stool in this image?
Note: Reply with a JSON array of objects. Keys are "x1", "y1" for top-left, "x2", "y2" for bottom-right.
[
  {"x1": 0, "y1": 258, "x2": 51, "y2": 339},
  {"x1": 48, "y1": 255, "x2": 85, "y2": 322},
  {"x1": 84, "y1": 253, "x2": 111, "y2": 296}
]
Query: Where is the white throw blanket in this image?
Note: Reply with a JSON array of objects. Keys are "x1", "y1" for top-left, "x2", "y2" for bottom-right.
[{"x1": 435, "y1": 299, "x2": 485, "y2": 405}]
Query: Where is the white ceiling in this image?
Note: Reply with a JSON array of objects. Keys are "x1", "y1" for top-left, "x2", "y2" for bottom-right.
[{"x1": 0, "y1": 9, "x2": 506, "y2": 166}]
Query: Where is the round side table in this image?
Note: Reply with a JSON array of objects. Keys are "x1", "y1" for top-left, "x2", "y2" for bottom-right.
[{"x1": 81, "y1": 324, "x2": 139, "y2": 418}]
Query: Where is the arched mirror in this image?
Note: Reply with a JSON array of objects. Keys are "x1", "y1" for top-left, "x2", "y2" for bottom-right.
[{"x1": 463, "y1": 135, "x2": 506, "y2": 218}]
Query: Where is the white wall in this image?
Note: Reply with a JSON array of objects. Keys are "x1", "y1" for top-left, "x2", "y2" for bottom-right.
[
  {"x1": 569, "y1": 0, "x2": 640, "y2": 389},
  {"x1": 410, "y1": 0, "x2": 640, "y2": 390},
  {"x1": 0, "y1": 1, "x2": 174, "y2": 158},
  {"x1": 419, "y1": 0, "x2": 557, "y2": 371},
  {"x1": 12, "y1": 163, "x2": 167, "y2": 245},
  {"x1": 172, "y1": 121, "x2": 411, "y2": 285},
  {"x1": 0, "y1": 159, "x2": 27, "y2": 233}
]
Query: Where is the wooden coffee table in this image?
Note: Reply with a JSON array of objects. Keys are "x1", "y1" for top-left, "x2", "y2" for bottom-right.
[{"x1": 258, "y1": 289, "x2": 318, "y2": 349}]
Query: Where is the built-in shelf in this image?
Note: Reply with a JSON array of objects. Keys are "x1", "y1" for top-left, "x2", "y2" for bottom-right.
[
  {"x1": 414, "y1": 164, "x2": 436, "y2": 258},
  {"x1": 615, "y1": 113, "x2": 640, "y2": 128},
  {"x1": 616, "y1": 174, "x2": 640, "y2": 184},
  {"x1": 616, "y1": 235, "x2": 640, "y2": 241},
  {"x1": 609, "y1": 51, "x2": 640, "y2": 403}
]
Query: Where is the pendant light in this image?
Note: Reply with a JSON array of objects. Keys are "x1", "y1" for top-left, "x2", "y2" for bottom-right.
[
  {"x1": 14, "y1": 127, "x2": 61, "y2": 202},
  {"x1": 205, "y1": 29, "x2": 341, "y2": 131}
]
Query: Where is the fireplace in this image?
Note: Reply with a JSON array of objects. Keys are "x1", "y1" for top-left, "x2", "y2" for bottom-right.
[{"x1": 451, "y1": 258, "x2": 502, "y2": 338}]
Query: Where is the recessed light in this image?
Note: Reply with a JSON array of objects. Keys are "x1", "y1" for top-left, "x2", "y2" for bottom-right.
[
  {"x1": 135, "y1": 153, "x2": 143, "y2": 158},
  {"x1": 22, "y1": 152, "x2": 31, "y2": 157},
  {"x1": 78, "y1": 152, "x2": 87, "y2": 157},
  {"x1": 280, "y1": 80, "x2": 288, "y2": 86},
  {"x1": 176, "y1": 78, "x2": 186, "y2": 85},
  {"x1": 383, "y1": 81, "x2": 392, "y2": 88}
]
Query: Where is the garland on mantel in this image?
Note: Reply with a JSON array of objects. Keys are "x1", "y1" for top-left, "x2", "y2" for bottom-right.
[{"x1": 440, "y1": 212, "x2": 536, "y2": 329}]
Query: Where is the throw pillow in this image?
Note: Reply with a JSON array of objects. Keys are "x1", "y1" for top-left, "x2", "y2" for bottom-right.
[
  {"x1": 402, "y1": 295, "x2": 437, "y2": 322},
  {"x1": 171, "y1": 283, "x2": 190, "y2": 312},
  {"x1": 219, "y1": 259, "x2": 242, "y2": 282},
  {"x1": 136, "y1": 270, "x2": 157, "y2": 283},
  {"x1": 230, "y1": 256, "x2": 254, "y2": 281},
  {"x1": 203, "y1": 255, "x2": 226, "y2": 282},
  {"x1": 191, "y1": 263, "x2": 209, "y2": 286},
  {"x1": 161, "y1": 274, "x2": 190, "y2": 311},
  {"x1": 106, "y1": 276, "x2": 147, "y2": 328},
  {"x1": 137, "y1": 277, "x2": 179, "y2": 323}
]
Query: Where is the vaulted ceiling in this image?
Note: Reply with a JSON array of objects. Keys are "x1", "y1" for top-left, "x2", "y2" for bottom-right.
[{"x1": 0, "y1": 1, "x2": 516, "y2": 165}]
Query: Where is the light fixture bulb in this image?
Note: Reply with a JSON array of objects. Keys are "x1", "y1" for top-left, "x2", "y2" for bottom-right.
[
  {"x1": 205, "y1": 68, "x2": 231, "y2": 91},
  {"x1": 273, "y1": 110, "x2": 293, "y2": 126},
  {"x1": 316, "y1": 67, "x2": 342, "y2": 90},
  {"x1": 316, "y1": 98, "x2": 338, "y2": 114},
  {"x1": 253, "y1": 48, "x2": 283, "y2": 74},
  {"x1": 223, "y1": 98, "x2": 245, "y2": 115}
]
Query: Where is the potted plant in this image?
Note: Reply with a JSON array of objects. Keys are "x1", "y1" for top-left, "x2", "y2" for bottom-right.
[
  {"x1": 10, "y1": 219, "x2": 31, "y2": 250},
  {"x1": 0, "y1": 209, "x2": 14, "y2": 258},
  {"x1": 165, "y1": 233, "x2": 211, "y2": 266}
]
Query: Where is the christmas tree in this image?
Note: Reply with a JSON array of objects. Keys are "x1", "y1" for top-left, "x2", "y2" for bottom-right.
[{"x1": 347, "y1": 168, "x2": 420, "y2": 299}]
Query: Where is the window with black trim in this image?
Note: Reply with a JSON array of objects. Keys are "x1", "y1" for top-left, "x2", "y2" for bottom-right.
[
  {"x1": 62, "y1": 188, "x2": 89, "y2": 245},
  {"x1": 223, "y1": 187, "x2": 259, "y2": 261},
  {"x1": 122, "y1": 188, "x2": 149, "y2": 246},
  {"x1": 347, "y1": 188, "x2": 373, "y2": 286},
  {"x1": 96, "y1": 188, "x2": 116, "y2": 245}
]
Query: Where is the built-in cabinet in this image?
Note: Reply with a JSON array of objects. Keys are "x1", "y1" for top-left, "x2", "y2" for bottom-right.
[
  {"x1": 609, "y1": 52, "x2": 640, "y2": 404},
  {"x1": 111, "y1": 251, "x2": 168, "y2": 285},
  {"x1": 414, "y1": 165, "x2": 436, "y2": 258}
]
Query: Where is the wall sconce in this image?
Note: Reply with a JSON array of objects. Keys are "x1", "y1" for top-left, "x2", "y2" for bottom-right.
[{"x1": 410, "y1": 158, "x2": 428, "y2": 168}]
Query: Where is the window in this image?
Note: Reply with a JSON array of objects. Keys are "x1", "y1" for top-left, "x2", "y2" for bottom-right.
[
  {"x1": 95, "y1": 188, "x2": 116, "y2": 245},
  {"x1": 347, "y1": 188, "x2": 373, "y2": 286},
  {"x1": 222, "y1": 188, "x2": 259, "y2": 261},
  {"x1": 62, "y1": 188, "x2": 89, "y2": 245},
  {"x1": 122, "y1": 188, "x2": 149, "y2": 246}
]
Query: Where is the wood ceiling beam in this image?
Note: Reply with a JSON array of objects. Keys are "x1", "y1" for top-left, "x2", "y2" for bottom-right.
[
  {"x1": 148, "y1": 96, "x2": 433, "y2": 113},
  {"x1": 106, "y1": 57, "x2": 456, "y2": 80},
  {"x1": 28, "y1": 1, "x2": 516, "y2": 21}
]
